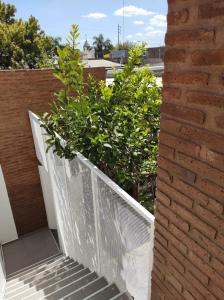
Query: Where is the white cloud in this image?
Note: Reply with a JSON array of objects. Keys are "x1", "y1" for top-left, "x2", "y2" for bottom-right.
[
  {"x1": 133, "y1": 20, "x2": 144, "y2": 25},
  {"x1": 149, "y1": 14, "x2": 167, "y2": 27},
  {"x1": 126, "y1": 34, "x2": 133, "y2": 39},
  {"x1": 145, "y1": 30, "x2": 165, "y2": 37},
  {"x1": 114, "y1": 6, "x2": 155, "y2": 17},
  {"x1": 136, "y1": 32, "x2": 143, "y2": 37},
  {"x1": 144, "y1": 26, "x2": 154, "y2": 31},
  {"x1": 82, "y1": 12, "x2": 107, "y2": 19}
]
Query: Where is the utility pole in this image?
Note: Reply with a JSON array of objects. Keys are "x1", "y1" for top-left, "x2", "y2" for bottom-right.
[
  {"x1": 118, "y1": 24, "x2": 121, "y2": 46},
  {"x1": 122, "y1": 0, "x2": 125, "y2": 44}
]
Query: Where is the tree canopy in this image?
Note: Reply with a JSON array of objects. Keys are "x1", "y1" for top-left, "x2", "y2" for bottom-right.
[
  {"x1": 41, "y1": 25, "x2": 161, "y2": 212},
  {"x1": 93, "y1": 34, "x2": 113, "y2": 59},
  {"x1": 0, "y1": 0, "x2": 61, "y2": 69}
]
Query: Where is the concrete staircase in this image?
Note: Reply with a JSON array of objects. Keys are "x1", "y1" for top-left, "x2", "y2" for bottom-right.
[{"x1": 3, "y1": 253, "x2": 131, "y2": 300}]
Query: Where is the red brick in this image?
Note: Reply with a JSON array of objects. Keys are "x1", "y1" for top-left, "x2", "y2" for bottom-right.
[
  {"x1": 157, "y1": 167, "x2": 173, "y2": 183},
  {"x1": 170, "y1": 224, "x2": 210, "y2": 262},
  {"x1": 187, "y1": 91, "x2": 224, "y2": 108},
  {"x1": 170, "y1": 245, "x2": 209, "y2": 286},
  {"x1": 163, "y1": 87, "x2": 181, "y2": 100},
  {"x1": 200, "y1": 148, "x2": 224, "y2": 173},
  {"x1": 192, "y1": 229, "x2": 224, "y2": 263},
  {"x1": 157, "y1": 200, "x2": 190, "y2": 232},
  {"x1": 182, "y1": 290, "x2": 196, "y2": 300},
  {"x1": 159, "y1": 132, "x2": 201, "y2": 158},
  {"x1": 157, "y1": 189, "x2": 172, "y2": 207},
  {"x1": 199, "y1": 2, "x2": 224, "y2": 19},
  {"x1": 197, "y1": 178, "x2": 224, "y2": 204},
  {"x1": 166, "y1": 29, "x2": 215, "y2": 46},
  {"x1": 155, "y1": 240, "x2": 185, "y2": 274},
  {"x1": 180, "y1": 125, "x2": 224, "y2": 154},
  {"x1": 195, "y1": 204, "x2": 224, "y2": 234},
  {"x1": 163, "y1": 71, "x2": 209, "y2": 86},
  {"x1": 171, "y1": 201, "x2": 217, "y2": 239},
  {"x1": 157, "y1": 178, "x2": 194, "y2": 209},
  {"x1": 186, "y1": 271, "x2": 217, "y2": 300},
  {"x1": 161, "y1": 102, "x2": 205, "y2": 124},
  {"x1": 159, "y1": 143, "x2": 175, "y2": 161},
  {"x1": 176, "y1": 152, "x2": 224, "y2": 187},
  {"x1": 167, "y1": 9, "x2": 189, "y2": 25},
  {"x1": 215, "y1": 115, "x2": 224, "y2": 129},
  {"x1": 166, "y1": 272, "x2": 183, "y2": 293},
  {"x1": 158, "y1": 156, "x2": 196, "y2": 184},
  {"x1": 0, "y1": 68, "x2": 106, "y2": 235},
  {"x1": 211, "y1": 257, "x2": 224, "y2": 277},
  {"x1": 157, "y1": 221, "x2": 188, "y2": 254},
  {"x1": 155, "y1": 210, "x2": 169, "y2": 227},
  {"x1": 192, "y1": 50, "x2": 224, "y2": 66},
  {"x1": 164, "y1": 49, "x2": 186, "y2": 63},
  {"x1": 189, "y1": 251, "x2": 224, "y2": 290}
]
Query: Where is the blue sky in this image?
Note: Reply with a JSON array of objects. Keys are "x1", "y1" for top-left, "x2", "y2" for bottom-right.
[{"x1": 9, "y1": 0, "x2": 168, "y2": 48}]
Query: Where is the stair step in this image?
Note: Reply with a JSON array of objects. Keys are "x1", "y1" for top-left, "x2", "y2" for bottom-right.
[
  {"x1": 21, "y1": 271, "x2": 97, "y2": 300},
  {"x1": 110, "y1": 292, "x2": 133, "y2": 299},
  {"x1": 7, "y1": 253, "x2": 62, "y2": 279},
  {"x1": 83, "y1": 283, "x2": 120, "y2": 300},
  {"x1": 5, "y1": 264, "x2": 85, "y2": 299},
  {"x1": 63, "y1": 277, "x2": 108, "y2": 300},
  {"x1": 6, "y1": 256, "x2": 72, "y2": 288}
]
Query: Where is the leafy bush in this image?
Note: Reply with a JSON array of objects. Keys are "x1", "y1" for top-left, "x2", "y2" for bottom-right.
[{"x1": 41, "y1": 25, "x2": 161, "y2": 213}]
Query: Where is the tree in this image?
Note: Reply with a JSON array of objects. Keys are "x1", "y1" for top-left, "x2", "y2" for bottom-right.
[
  {"x1": 115, "y1": 40, "x2": 135, "y2": 51},
  {"x1": 0, "y1": 1, "x2": 61, "y2": 69},
  {"x1": 41, "y1": 25, "x2": 161, "y2": 213},
  {"x1": 93, "y1": 34, "x2": 113, "y2": 58},
  {"x1": 0, "y1": 0, "x2": 16, "y2": 24}
]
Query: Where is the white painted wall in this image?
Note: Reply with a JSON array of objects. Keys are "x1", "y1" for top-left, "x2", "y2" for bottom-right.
[
  {"x1": 38, "y1": 166, "x2": 57, "y2": 230},
  {"x1": 0, "y1": 166, "x2": 18, "y2": 245}
]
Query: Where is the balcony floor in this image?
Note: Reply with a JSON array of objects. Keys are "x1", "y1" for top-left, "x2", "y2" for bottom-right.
[{"x1": 2, "y1": 227, "x2": 60, "y2": 276}]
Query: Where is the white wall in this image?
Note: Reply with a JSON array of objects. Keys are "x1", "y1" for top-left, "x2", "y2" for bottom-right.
[
  {"x1": 0, "y1": 166, "x2": 18, "y2": 245},
  {"x1": 38, "y1": 166, "x2": 57, "y2": 230}
]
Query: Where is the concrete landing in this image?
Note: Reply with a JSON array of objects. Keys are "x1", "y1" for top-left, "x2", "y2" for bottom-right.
[{"x1": 2, "y1": 228, "x2": 60, "y2": 276}]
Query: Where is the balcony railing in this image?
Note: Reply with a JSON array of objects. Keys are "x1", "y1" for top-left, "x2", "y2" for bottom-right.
[{"x1": 29, "y1": 111, "x2": 155, "y2": 300}]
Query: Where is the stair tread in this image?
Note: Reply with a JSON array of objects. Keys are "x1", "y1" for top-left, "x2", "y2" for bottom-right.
[
  {"x1": 110, "y1": 292, "x2": 133, "y2": 300},
  {"x1": 62, "y1": 277, "x2": 108, "y2": 300},
  {"x1": 7, "y1": 253, "x2": 63, "y2": 280},
  {"x1": 20, "y1": 271, "x2": 98, "y2": 300},
  {"x1": 5, "y1": 256, "x2": 126, "y2": 300},
  {"x1": 6, "y1": 268, "x2": 93, "y2": 300},
  {"x1": 83, "y1": 283, "x2": 120, "y2": 300},
  {"x1": 5, "y1": 264, "x2": 84, "y2": 299},
  {"x1": 6, "y1": 257, "x2": 73, "y2": 288}
]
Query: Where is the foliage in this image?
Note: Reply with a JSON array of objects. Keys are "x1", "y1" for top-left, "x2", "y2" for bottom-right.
[
  {"x1": 115, "y1": 40, "x2": 135, "y2": 51},
  {"x1": 41, "y1": 25, "x2": 161, "y2": 213},
  {"x1": 93, "y1": 33, "x2": 114, "y2": 58},
  {"x1": 0, "y1": 1, "x2": 61, "y2": 69}
]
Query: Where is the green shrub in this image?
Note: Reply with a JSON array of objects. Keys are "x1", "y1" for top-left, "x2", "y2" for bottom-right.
[{"x1": 41, "y1": 25, "x2": 161, "y2": 213}]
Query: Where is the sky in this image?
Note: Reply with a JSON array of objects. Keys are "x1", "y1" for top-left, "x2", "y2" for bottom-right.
[{"x1": 9, "y1": 0, "x2": 168, "y2": 49}]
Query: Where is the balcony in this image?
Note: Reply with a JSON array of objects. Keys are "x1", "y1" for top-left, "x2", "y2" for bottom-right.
[{"x1": 0, "y1": 112, "x2": 154, "y2": 300}]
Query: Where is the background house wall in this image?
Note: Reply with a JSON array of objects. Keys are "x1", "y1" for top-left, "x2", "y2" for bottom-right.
[
  {"x1": 152, "y1": 0, "x2": 224, "y2": 299},
  {"x1": 0, "y1": 67, "x2": 106, "y2": 236}
]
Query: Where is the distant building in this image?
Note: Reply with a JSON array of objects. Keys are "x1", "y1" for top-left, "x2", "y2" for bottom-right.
[
  {"x1": 110, "y1": 50, "x2": 129, "y2": 64},
  {"x1": 144, "y1": 46, "x2": 165, "y2": 65},
  {"x1": 82, "y1": 39, "x2": 95, "y2": 60}
]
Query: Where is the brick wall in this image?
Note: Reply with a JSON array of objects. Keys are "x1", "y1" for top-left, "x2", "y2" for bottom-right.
[
  {"x1": 152, "y1": 1, "x2": 224, "y2": 299},
  {"x1": 0, "y1": 67, "x2": 106, "y2": 236}
]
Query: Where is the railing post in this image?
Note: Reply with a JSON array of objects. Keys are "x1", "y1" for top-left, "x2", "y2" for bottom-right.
[{"x1": 91, "y1": 170, "x2": 101, "y2": 275}]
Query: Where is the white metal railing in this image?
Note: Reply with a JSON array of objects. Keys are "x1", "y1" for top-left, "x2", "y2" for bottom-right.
[{"x1": 29, "y1": 111, "x2": 155, "y2": 300}]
